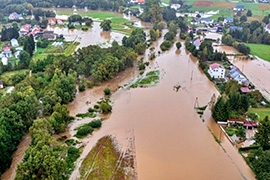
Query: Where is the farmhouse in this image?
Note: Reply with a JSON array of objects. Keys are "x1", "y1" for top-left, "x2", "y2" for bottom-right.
[
  {"x1": 208, "y1": 63, "x2": 225, "y2": 79},
  {"x1": 233, "y1": 5, "x2": 244, "y2": 11},
  {"x1": 2, "y1": 45, "x2": 12, "y2": 58}
]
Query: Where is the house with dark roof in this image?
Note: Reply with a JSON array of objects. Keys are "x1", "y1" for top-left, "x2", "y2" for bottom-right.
[
  {"x1": 42, "y1": 31, "x2": 57, "y2": 40},
  {"x1": 233, "y1": 5, "x2": 245, "y2": 11},
  {"x1": 200, "y1": 17, "x2": 213, "y2": 24},
  {"x1": 230, "y1": 26, "x2": 243, "y2": 32}
]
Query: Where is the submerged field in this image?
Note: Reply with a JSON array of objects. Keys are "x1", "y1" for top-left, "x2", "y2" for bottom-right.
[{"x1": 79, "y1": 136, "x2": 136, "y2": 180}]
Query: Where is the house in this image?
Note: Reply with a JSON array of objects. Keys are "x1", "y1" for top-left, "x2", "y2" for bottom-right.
[
  {"x1": 48, "y1": 18, "x2": 56, "y2": 25},
  {"x1": 170, "y1": 4, "x2": 181, "y2": 10},
  {"x1": 11, "y1": 38, "x2": 19, "y2": 47},
  {"x1": 265, "y1": 23, "x2": 270, "y2": 33},
  {"x1": 9, "y1": 12, "x2": 23, "y2": 21},
  {"x1": 230, "y1": 26, "x2": 243, "y2": 32},
  {"x1": 2, "y1": 45, "x2": 12, "y2": 58},
  {"x1": 1, "y1": 57, "x2": 8, "y2": 65},
  {"x1": 0, "y1": 80, "x2": 3, "y2": 89},
  {"x1": 19, "y1": 24, "x2": 31, "y2": 36},
  {"x1": 200, "y1": 17, "x2": 214, "y2": 24},
  {"x1": 137, "y1": 0, "x2": 145, "y2": 4},
  {"x1": 208, "y1": 63, "x2": 225, "y2": 79},
  {"x1": 233, "y1": 5, "x2": 245, "y2": 11},
  {"x1": 229, "y1": 66, "x2": 250, "y2": 85},
  {"x1": 57, "y1": 19, "x2": 64, "y2": 25},
  {"x1": 42, "y1": 31, "x2": 57, "y2": 40},
  {"x1": 224, "y1": 17, "x2": 233, "y2": 24},
  {"x1": 240, "y1": 86, "x2": 251, "y2": 93},
  {"x1": 29, "y1": 25, "x2": 41, "y2": 35},
  {"x1": 191, "y1": 38, "x2": 201, "y2": 50}
]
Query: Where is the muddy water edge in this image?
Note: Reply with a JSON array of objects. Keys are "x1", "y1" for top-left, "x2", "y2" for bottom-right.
[{"x1": 68, "y1": 36, "x2": 256, "y2": 179}]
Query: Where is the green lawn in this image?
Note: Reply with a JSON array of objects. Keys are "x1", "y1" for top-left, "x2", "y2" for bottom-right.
[
  {"x1": 248, "y1": 108, "x2": 270, "y2": 120},
  {"x1": 246, "y1": 44, "x2": 270, "y2": 62},
  {"x1": 53, "y1": 9, "x2": 134, "y2": 34},
  {"x1": 0, "y1": 69, "x2": 29, "y2": 86}
]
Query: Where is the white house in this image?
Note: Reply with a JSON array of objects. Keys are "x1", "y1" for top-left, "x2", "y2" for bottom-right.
[
  {"x1": 233, "y1": 5, "x2": 244, "y2": 11},
  {"x1": 208, "y1": 63, "x2": 225, "y2": 79},
  {"x1": 0, "y1": 80, "x2": 3, "y2": 89},
  {"x1": 1, "y1": 57, "x2": 8, "y2": 65},
  {"x1": 11, "y1": 38, "x2": 19, "y2": 47},
  {"x1": 265, "y1": 23, "x2": 270, "y2": 33}
]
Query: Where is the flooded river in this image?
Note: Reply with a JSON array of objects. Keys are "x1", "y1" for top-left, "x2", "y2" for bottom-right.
[
  {"x1": 2, "y1": 20, "x2": 259, "y2": 179},
  {"x1": 68, "y1": 36, "x2": 255, "y2": 179}
]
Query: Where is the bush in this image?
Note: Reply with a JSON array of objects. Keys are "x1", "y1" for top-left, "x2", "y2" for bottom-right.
[
  {"x1": 94, "y1": 104, "x2": 99, "y2": 109},
  {"x1": 75, "y1": 126, "x2": 94, "y2": 138},
  {"x1": 87, "y1": 81, "x2": 94, "y2": 88},
  {"x1": 160, "y1": 40, "x2": 173, "y2": 51},
  {"x1": 78, "y1": 84, "x2": 86, "y2": 92},
  {"x1": 103, "y1": 88, "x2": 111, "y2": 95},
  {"x1": 88, "y1": 108, "x2": 95, "y2": 113},
  {"x1": 88, "y1": 119, "x2": 102, "y2": 128},
  {"x1": 99, "y1": 101, "x2": 112, "y2": 114}
]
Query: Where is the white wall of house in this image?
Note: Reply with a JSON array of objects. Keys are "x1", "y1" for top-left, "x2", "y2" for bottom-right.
[{"x1": 208, "y1": 65, "x2": 225, "y2": 79}]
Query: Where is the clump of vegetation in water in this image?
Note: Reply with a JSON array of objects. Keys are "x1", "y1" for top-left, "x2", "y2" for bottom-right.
[
  {"x1": 75, "y1": 119, "x2": 102, "y2": 138},
  {"x1": 128, "y1": 70, "x2": 160, "y2": 88},
  {"x1": 104, "y1": 88, "x2": 111, "y2": 95},
  {"x1": 76, "y1": 112, "x2": 97, "y2": 118}
]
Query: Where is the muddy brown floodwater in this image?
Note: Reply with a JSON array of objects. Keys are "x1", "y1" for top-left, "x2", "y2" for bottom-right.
[
  {"x1": 1, "y1": 134, "x2": 31, "y2": 180},
  {"x1": 68, "y1": 36, "x2": 255, "y2": 179},
  {"x1": 216, "y1": 45, "x2": 270, "y2": 101}
]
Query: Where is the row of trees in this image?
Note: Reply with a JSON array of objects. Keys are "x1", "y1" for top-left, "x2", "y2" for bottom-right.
[
  {"x1": 0, "y1": 0, "x2": 126, "y2": 14},
  {"x1": 224, "y1": 18, "x2": 270, "y2": 45}
]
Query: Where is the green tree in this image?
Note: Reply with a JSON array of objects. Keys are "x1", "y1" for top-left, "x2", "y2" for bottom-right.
[
  {"x1": 246, "y1": 9, "x2": 252, "y2": 17},
  {"x1": 100, "y1": 19, "x2": 112, "y2": 31},
  {"x1": 254, "y1": 116, "x2": 270, "y2": 150},
  {"x1": 240, "y1": 15, "x2": 247, "y2": 22},
  {"x1": 18, "y1": 50, "x2": 31, "y2": 69},
  {"x1": 212, "y1": 96, "x2": 229, "y2": 122},
  {"x1": 176, "y1": 42, "x2": 182, "y2": 49}
]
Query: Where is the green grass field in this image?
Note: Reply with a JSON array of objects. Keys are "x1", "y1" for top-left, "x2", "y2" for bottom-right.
[
  {"x1": 0, "y1": 69, "x2": 29, "y2": 86},
  {"x1": 248, "y1": 108, "x2": 270, "y2": 120},
  {"x1": 246, "y1": 44, "x2": 270, "y2": 62},
  {"x1": 52, "y1": 9, "x2": 134, "y2": 34}
]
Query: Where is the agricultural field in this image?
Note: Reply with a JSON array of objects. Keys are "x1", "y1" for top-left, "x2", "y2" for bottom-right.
[
  {"x1": 246, "y1": 44, "x2": 270, "y2": 62},
  {"x1": 248, "y1": 108, "x2": 270, "y2": 120},
  {"x1": 51, "y1": 8, "x2": 135, "y2": 34},
  {"x1": 34, "y1": 41, "x2": 79, "y2": 60}
]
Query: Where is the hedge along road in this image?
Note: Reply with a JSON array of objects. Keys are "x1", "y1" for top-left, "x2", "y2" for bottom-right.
[{"x1": 68, "y1": 36, "x2": 255, "y2": 179}]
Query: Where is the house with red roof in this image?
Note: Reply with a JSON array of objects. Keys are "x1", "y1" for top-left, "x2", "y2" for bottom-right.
[
  {"x1": 208, "y1": 63, "x2": 225, "y2": 79},
  {"x1": 49, "y1": 18, "x2": 57, "y2": 25}
]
